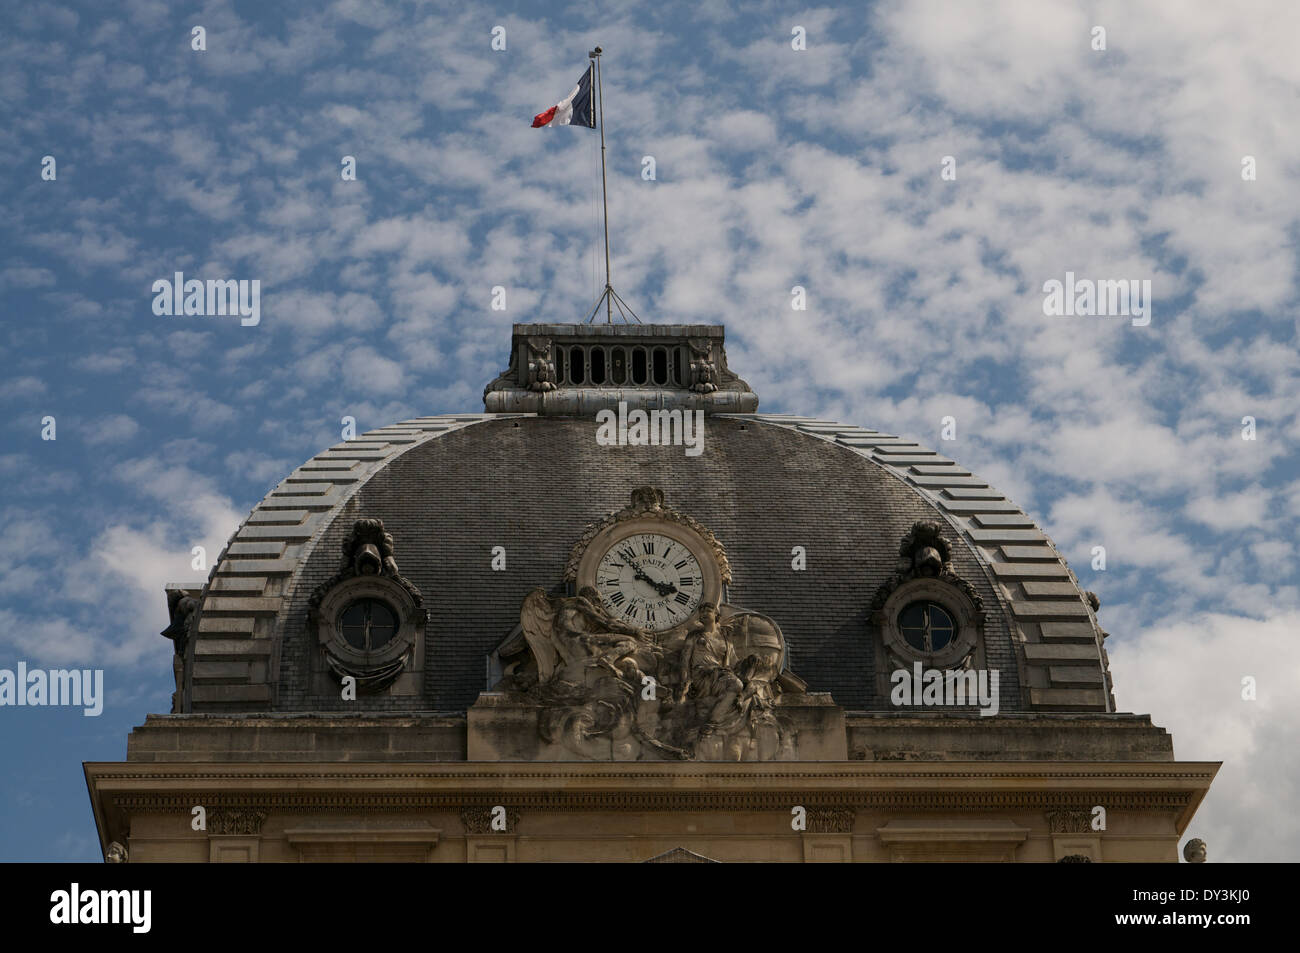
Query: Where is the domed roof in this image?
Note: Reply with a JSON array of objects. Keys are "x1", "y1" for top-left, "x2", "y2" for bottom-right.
[{"x1": 179, "y1": 326, "x2": 1113, "y2": 718}]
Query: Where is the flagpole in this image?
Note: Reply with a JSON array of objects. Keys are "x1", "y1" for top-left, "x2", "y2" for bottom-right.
[
  {"x1": 591, "y1": 46, "x2": 612, "y2": 323},
  {"x1": 577, "y1": 47, "x2": 640, "y2": 325}
]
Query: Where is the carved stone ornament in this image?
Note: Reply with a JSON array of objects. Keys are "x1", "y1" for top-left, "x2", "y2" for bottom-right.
[
  {"x1": 310, "y1": 518, "x2": 424, "y2": 694},
  {"x1": 105, "y1": 841, "x2": 128, "y2": 863},
  {"x1": 564, "y1": 487, "x2": 732, "y2": 585},
  {"x1": 309, "y1": 517, "x2": 422, "y2": 609},
  {"x1": 497, "y1": 490, "x2": 804, "y2": 763},
  {"x1": 497, "y1": 589, "x2": 796, "y2": 763},
  {"x1": 1057, "y1": 854, "x2": 1093, "y2": 863},
  {"x1": 1046, "y1": 809, "x2": 1092, "y2": 834},
  {"x1": 871, "y1": 521, "x2": 984, "y2": 615},
  {"x1": 1183, "y1": 838, "x2": 1207, "y2": 863},
  {"x1": 871, "y1": 521, "x2": 986, "y2": 671},
  {"x1": 525, "y1": 336, "x2": 558, "y2": 391},
  {"x1": 160, "y1": 587, "x2": 200, "y2": 713},
  {"x1": 160, "y1": 591, "x2": 199, "y2": 655},
  {"x1": 208, "y1": 809, "x2": 267, "y2": 836},
  {"x1": 461, "y1": 807, "x2": 519, "y2": 834},
  {"x1": 807, "y1": 808, "x2": 856, "y2": 834},
  {"x1": 687, "y1": 338, "x2": 720, "y2": 393}
]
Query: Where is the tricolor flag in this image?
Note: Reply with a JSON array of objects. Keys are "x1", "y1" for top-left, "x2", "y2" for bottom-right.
[{"x1": 531, "y1": 65, "x2": 596, "y2": 128}]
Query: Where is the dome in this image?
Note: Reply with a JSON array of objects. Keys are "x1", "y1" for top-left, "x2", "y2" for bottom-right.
[
  {"x1": 174, "y1": 323, "x2": 1113, "y2": 724},
  {"x1": 105, "y1": 321, "x2": 1203, "y2": 866}
]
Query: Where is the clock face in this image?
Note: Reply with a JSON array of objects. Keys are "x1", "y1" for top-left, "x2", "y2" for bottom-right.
[{"x1": 594, "y1": 532, "x2": 704, "y2": 632}]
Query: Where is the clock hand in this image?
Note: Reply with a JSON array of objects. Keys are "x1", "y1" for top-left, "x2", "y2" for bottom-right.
[{"x1": 633, "y1": 566, "x2": 677, "y2": 597}]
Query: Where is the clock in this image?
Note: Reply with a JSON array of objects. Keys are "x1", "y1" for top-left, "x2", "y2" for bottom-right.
[
  {"x1": 594, "y1": 532, "x2": 704, "y2": 631},
  {"x1": 573, "y1": 513, "x2": 724, "y2": 632}
]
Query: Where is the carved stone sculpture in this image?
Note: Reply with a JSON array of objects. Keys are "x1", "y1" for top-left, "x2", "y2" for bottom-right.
[
  {"x1": 1183, "y1": 838, "x2": 1207, "y2": 863},
  {"x1": 525, "y1": 337, "x2": 557, "y2": 391},
  {"x1": 687, "y1": 338, "x2": 720, "y2": 393},
  {"x1": 160, "y1": 594, "x2": 198, "y2": 654},
  {"x1": 160, "y1": 591, "x2": 199, "y2": 713},
  {"x1": 105, "y1": 841, "x2": 128, "y2": 863},
  {"x1": 309, "y1": 517, "x2": 422, "y2": 610},
  {"x1": 871, "y1": 520, "x2": 984, "y2": 613},
  {"x1": 505, "y1": 588, "x2": 791, "y2": 762}
]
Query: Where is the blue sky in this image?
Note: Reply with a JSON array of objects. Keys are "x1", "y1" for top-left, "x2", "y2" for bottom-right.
[{"x1": 1, "y1": 0, "x2": 1297, "y2": 862}]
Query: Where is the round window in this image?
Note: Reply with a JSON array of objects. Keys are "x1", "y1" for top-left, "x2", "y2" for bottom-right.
[
  {"x1": 338, "y1": 599, "x2": 398, "y2": 651},
  {"x1": 898, "y1": 601, "x2": 957, "y2": 652}
]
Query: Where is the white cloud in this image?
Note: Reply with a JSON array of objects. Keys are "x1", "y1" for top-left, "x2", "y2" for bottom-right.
[
  {"x1": 84, "y1": 414, "x2": 140, "y2": 446},
  {"x1": 1109, "y1": 610, "x2": 1300, "y2": 862}
]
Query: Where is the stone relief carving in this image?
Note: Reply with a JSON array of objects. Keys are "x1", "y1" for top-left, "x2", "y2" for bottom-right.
[
  {"x1": 105, "y1": 841, "x2": 128, "y2": 863},
  {"x1": 208, "y1": 809, "x2": 267, "y2": 836},
  {"x1": 1057, "y1": 854, "x2": 1093, "y2": 863},
  {"x1": 525, "y1": 337, "x2": 557, "y2": 392},
  {"x1": 461, "y1": 807, "x2": 520, "y2": 834},
  {"x1": 1183, "y1": 838, "x2": 1207, "y2": 863},
  {"x1": 806, "y1": 808, "x2": 856, "y2": 833},
  {"x1": 1046, "y1": 809, "x2": 1093, "y2": 834},
  {"x1": 498, "y1": 587, "x2": 795, "y2": 762}
]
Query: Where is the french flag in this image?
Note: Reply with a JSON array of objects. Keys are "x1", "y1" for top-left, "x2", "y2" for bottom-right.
[{"x1": 531, "y1": 65, "x2": 596, "y2": 128}]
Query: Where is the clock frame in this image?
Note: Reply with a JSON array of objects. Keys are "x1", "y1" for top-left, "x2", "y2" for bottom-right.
[{"x1": 574, "y1": 515, "x2": 724, "y2": 629}]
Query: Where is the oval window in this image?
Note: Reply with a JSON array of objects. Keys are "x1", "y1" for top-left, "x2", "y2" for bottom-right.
[
  {"x1": 339, "y1": 599, "x2": 398, "y2": 651},
  {"x1": 898, "y1": 601, "x2": 956, "y2": 652}
]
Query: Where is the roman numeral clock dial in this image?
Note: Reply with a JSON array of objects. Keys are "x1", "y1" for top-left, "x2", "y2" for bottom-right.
[{"x1": 595, "y1": 533, "x2": 703, "y2": 631}]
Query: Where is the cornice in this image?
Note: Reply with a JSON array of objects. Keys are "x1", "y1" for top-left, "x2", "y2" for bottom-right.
[
  {"x1": 108, "y1": 790, "x2": 1195, "y2": 815},
  {"x1": 86, "y1": 760, "x2": 1220, "y2": 785}
]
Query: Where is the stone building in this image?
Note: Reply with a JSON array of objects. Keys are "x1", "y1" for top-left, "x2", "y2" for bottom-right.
[{"x1": 85, "y1": 322, "x2": 1216, "y2": 862}]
